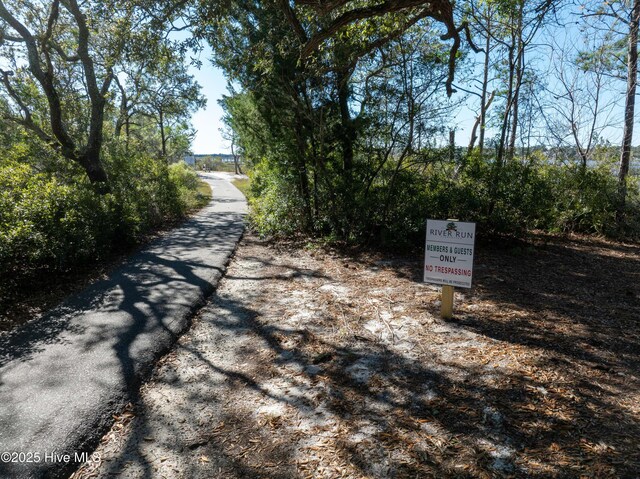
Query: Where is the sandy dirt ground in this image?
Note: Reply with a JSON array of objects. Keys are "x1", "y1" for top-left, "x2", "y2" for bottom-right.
[{"x1": 72, "y1": 232, "x2": 640, "y2": 478}]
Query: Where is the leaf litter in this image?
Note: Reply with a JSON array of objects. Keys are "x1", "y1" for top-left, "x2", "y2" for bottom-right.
[{"x1": 72, "y1": 232, "x2": 640, "y2": 478}]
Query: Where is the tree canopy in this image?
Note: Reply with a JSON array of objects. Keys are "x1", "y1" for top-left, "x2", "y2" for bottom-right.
[{"x1": 0, "y1": 0, "x2": 639, "y2": 253}]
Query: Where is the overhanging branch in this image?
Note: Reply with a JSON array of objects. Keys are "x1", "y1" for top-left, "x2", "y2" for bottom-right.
[{"x1": 293, "y1": 0, "x2": 470, "y2": 97}]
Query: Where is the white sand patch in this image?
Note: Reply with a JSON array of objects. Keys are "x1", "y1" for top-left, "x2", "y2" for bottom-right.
[{"x1": 318, "y1": 283, "x2": 350, "y2": 298}]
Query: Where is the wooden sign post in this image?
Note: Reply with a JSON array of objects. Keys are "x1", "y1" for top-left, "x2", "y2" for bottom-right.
[
  {"x1": 441, "y1": 285, "x2": 455, "y2": 319},
  {"x1": 424, "y1": 219, "x2": 476, "y2": 319}
]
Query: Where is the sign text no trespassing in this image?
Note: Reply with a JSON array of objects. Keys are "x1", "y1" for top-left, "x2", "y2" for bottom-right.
[{"x1": 424, "y1": 219, "x2": 476, "y2": 289}]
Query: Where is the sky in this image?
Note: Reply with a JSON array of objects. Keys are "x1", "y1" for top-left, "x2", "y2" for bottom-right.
[{"x1": 187, "y1": 44, "x2": 232, "y2": 155}]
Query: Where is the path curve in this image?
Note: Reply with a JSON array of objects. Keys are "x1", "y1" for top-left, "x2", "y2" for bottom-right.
[{"x1": 0, "y1": 173, "x2": 246, "y2": 479}]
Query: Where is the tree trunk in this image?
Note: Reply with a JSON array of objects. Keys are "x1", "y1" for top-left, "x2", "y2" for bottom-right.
[
  {"x1": 80, "y1": 150, "x2": 109, "y2": 183},
  {"x1": 0, "y1": 0, "x2": 111, "y2": 186},
  {"x1": 508, "y1": 49, "x2": 523, "y2": 160},
  {"x1": 337, "y1": 69, "x2": 354, "y2": 175},
  {"x1": 468, "y1": 117, "x2": 479, "y2": 152},
  {"x1": 618, "y1": 0, "x2": 640, "y2": 224},
  {"x1": 159, "y1": 108, "x2": 167, "y2": 158},
  {"x1": 231, "y1": 137, "x2": 243, "y2": 175},
  {"x1": 508, "y1": 4, "x2": 524, "y2": 161},
  {"x1": 496, "y1": 38, "x2": 515, "y2": 168},
  {"x1": 449, "y1": 129, "x2": 456, "y2": 163},
  {"x1": 114, "y1": 76, "x2": 127, "y2": 139},
  {"x1": 479, "y1": 14, "x2": 492, "y2": 155},
  {"x1": 292, "y1": 99, "x2": 313, "y2": 230},
  {"x1": 490, "y1": 25, "x2": 517, "y2": 218},
  {"x1": 468, "y1": 91, "x2": 495, "y2": 153},
  {"x1": 336, "y1": 65, "x2": 357, "y2": 238}
]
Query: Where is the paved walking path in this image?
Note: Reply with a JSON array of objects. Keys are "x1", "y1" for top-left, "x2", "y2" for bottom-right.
[{"x1": 0, "y1": 173, "x2": 246, "y2": 479}]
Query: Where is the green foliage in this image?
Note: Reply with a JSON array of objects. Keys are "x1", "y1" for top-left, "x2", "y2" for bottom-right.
[
  {"x1": 168, "y1": 162, "x2": 204, "y2": 212},
  {"x1": 0, "y1": 149, "x2": 202, "y2": 279},
  {"x1": 374, "y1": 152, "x2": 639, "y2": 244},
  {"x1": 0, "y1": 161, "x2": 103, "y2": 273},
  {"x1": 247, "y1": 158, "x2": 307, "y2": 237},
  {"x1": 543, "y1": 163, "x2": 622, "y2": 236},
  {"x1": 245, "y1": 145, "x2": 640, "y2": 247},
  {"x1": 448, "y1": 153, "x2": 556, "y2": 235},
  {"x1": 205, "y1": 0, "x2": 640, "y2": 248}
]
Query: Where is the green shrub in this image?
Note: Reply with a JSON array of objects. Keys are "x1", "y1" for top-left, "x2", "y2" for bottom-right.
[
  {"x1": 543, "y1": 163, "x2": 619, "y2": 235},
  {"x1": 0, "y1": 161, "x2": 105, "y2": 274},
  {"x1": 245, "y1": 143, "x2": 639, "y2": 246},
  {"x1": 168, "y1": 161, "x2": 202, "y2": 212},
  {"x1": 0, "y1": 151, "x2": 202, "y2": 279},
  {"x1": 246, "y1": 158, "x2": 307, "y2": 237}
]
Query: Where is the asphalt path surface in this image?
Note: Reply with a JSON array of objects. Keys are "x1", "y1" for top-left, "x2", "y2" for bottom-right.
[{"x1": 0, "y1": 173, "x2": 246, "y2": 479}]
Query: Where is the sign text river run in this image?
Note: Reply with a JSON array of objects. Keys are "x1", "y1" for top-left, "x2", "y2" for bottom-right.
[{"x1": 424, "y1": 219, "x2": 476, "y2": 288}]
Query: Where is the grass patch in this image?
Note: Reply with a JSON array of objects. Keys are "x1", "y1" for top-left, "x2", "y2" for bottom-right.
[
  {"x1": 195, "y1": 180, "x2": 213, "y2": 208},
  {"x1": 232, "y1": 177, "x2": 251, "y2": 199}
]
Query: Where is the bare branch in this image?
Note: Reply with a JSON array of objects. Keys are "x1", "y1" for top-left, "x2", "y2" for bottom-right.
[
  {"x1": 0, "y1": 32, "x2": 25, "y2": 42},
  {"x1": 49, "y1": 42, "x2": 81, "y2": 62}
]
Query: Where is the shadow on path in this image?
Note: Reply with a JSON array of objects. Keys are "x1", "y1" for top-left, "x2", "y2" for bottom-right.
[{"x1": 0, "y1": 177, "x2": 246, "y2": 479}]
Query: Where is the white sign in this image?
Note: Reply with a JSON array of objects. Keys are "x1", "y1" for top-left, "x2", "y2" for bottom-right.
[{"x1": 424, "y1": 219, "x2": 476, "y2": 289}]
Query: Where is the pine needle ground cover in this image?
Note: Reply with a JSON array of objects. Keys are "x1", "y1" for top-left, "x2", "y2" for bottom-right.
[{"x1": 77, "y1": 232, "x2": 639, "y2": 478}]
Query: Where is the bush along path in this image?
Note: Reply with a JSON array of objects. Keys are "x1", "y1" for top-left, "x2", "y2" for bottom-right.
[
  {"x1": 73, "y1": 232, "x2": 639, "y2": 478},
  {"x1": 0, "y1": 173, "x2": 246, "y2": 479}
]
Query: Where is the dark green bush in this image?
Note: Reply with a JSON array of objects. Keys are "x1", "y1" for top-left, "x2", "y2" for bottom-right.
[
  {"x1": 246, "y1": 147, "x2": 639, "y2": 247},
  {"x1": 0, "y1": 161, "x2": 104, "y2": 272},
  {"x1": 247, "y1": 157, "x2": 308, "y2": 237},
  {"x1": 543, "y1": 163, "x2": 620, "y2": 235},
  {"x1": 0, "y1": 150, "x2": 203, "y2": 278}
]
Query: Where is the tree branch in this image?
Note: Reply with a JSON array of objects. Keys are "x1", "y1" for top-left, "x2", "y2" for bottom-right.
[
  {"x1": 299, "y1": 0, "x2": 432, "y2": 59},
  {"x1": 0, "y1": 0, "x2": 77, "y2": 157},
  {"x1": 294, "y1": 0, "x2": 468, "y2": 97},
  {"x1": 279, "y1": 0, "x2": 308, "y2": 44},
  {"x1": 0, "y1": 69, "x2": 54, "y2": 144},
  {"x1": 49, "y1": 41, "x2": 81, "y2": 62}
]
